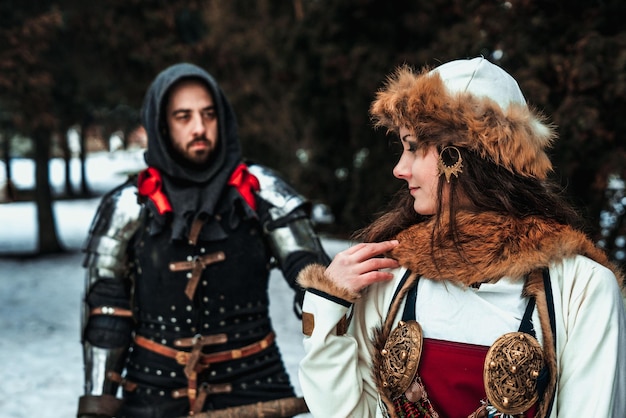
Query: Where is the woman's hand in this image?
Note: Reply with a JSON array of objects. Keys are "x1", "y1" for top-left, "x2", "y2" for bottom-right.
[{"x1": 326, "y1": 240, "x2": 400, "y2": 294}]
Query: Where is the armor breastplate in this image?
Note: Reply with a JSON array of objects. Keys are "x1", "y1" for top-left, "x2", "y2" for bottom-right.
[{"x1": 126, "y1": 205, "x2": 281, "y2": 391}]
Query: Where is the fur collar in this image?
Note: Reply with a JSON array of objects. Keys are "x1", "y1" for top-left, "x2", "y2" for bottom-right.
[{"x1": 391, "y1": 211, "x2": 623, "y2": 286}]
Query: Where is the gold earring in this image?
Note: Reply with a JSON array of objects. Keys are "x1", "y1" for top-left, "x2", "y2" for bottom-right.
[{"x1": 438, "y1": 146, "x2": 463, "y2": 183}]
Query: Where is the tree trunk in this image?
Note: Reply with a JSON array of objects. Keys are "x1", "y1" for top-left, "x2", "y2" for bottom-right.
[
  {"x1": 79, "y1": 117, "x2": 91, "y2": 197},
  {"x1": 1, "y1": 131, "x2": 16, "y2": 202},
  {"x1": 33, "y1": 127, "x2": 64, "y2": 254},
  {"x1": 60, "y1": 126, "x2": 75, "y2": 198}
]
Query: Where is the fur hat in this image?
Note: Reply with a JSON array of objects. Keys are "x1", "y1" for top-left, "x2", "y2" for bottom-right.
[{"x1": 370, "y1": 57, "x2": 555, "y2": 179}]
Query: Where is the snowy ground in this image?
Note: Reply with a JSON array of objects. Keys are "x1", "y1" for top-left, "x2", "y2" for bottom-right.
[{"x1": 0, "y1": 151, "x2": 350, "y2": 418}]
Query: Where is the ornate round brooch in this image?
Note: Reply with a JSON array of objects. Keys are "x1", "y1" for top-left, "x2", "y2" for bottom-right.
[
  {"x1": 483, "y1": 332, "x2": 545, "y2": 414},
  {"x1": 379, "y1": 320, "x2": 423, "y2": 398}
]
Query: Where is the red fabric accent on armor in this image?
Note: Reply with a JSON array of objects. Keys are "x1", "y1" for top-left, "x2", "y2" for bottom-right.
[
  {"x1": 228, "y1": 163, "x2": 260, "y2": 211},
  {"x1": 419, "y1": 338, "x2": 536, "y2": 418},
  {"x1": 137, "y1": 167, "x2": 172, "y2": 215}
]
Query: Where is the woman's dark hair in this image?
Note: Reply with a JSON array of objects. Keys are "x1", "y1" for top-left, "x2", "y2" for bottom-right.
[{"x1": 355, "y1": 145, "x2": 583, "y2": 244}]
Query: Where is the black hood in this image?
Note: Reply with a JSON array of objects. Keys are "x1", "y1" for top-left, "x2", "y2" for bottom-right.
[
  {"x1": 139, "y1": 63, "x2": 245, "y2": 242},
  {"x1": 141, "y1": 62, "x2": 241, "y2": 184}
]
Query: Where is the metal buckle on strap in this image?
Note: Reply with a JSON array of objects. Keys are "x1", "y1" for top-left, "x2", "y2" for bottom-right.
[{"x1": 175, "y1": 351, "x2": 190, "y2": 365}]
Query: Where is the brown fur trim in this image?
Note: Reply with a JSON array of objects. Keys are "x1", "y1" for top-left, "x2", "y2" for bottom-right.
[
  {"x1": 524, "y1": 270, "x2": 558, "y2": 418},
  {"x1": 296, "y1": 263, "x2": 361, "y2": 302},
  {"x1": 391, "y1": 211, "x2": 624, "y2": 287},
  {"x1": 370, "y1": 271, "x2": 421, "y2": 418},
  {"x1": 370, "y1": 66, "x2": 555, "y2": 179}
]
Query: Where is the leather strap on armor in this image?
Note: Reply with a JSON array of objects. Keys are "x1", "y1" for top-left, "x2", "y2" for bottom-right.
[
  {"x1": 89, "y1": 306, "x2": 133, "y2": 317},
  {"x1": 168, "y1": 251, "x2": 226, "y2": 300},
  {"x1": 134, "y1": 333, "x2": 276, "y2": 413}
]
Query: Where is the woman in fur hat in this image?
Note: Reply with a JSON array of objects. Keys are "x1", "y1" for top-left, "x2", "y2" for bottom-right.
[{"x1": 297, "y1": 57, "x2": 626, "y2": 418}]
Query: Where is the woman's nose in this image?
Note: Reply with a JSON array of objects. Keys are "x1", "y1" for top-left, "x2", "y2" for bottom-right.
[{"x1": 393, "y1": 154, "x2": 410, "y2": 179}]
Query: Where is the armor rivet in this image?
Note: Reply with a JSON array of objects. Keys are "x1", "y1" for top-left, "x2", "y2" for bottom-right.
[
  {"x1": 159, "y1": 391, "x2": 164, "y2": 396},
  {"x1": 219, "y1": 321, "x2": 225, "y2": 326},
  {"x1": 211, "y1": 371, "x2": 217, "y2": 376},
  {"x1": 146, "y1": 389, "x2": 151, "y2": 395},
  {"x1": 203, "y1": 297, "x2": 209, "y2": 303},
  {"x1": 171, "y1": 372, "x2": 176, "y2": 377},
  {"x1": 186, "y1": 319, "x2": 192, "y2": 324},
  {"x1": 191, "y1": 327, "x2": 196, "y2": 332},
  {"x1": 156, "y1": 370, "x2": 162, "y2": 375},
  {"x1": 227, "y1": 367, "x2": 232, "y2": 372},
  {"x1": 215, "y1": 215, "x2": 221, "y2": 221},
  {"x1": 204, "y1": 310, "x2": 210, "y2": 315},
  {"x1": 202, "y1": 281, "x2": 207, "y2": 286},
  {"x1": 187, "y1": 256, "x2": 193, "y2": 261},
  {"x1": 171, "y1": 305, "x2": 176, "y2": 311},
  {"x1": 144, "y1": 367, "x2": 150, "y2": 372},
  {"x1": 200, "y1": 247, "x2": 206, "y2": 253},
  {"x1": 203, "y1": 324, "x2": 209, "y2": 328},
  {"x1": 186, "y1": 305, "x2": 192, "y2": 311},
  {"x1": 161, "y1": 339, "x2": 167, "y2": 344},
  {"x1": 187, "y1": 273, "x2": 192, "y2": 279},
  {"x1": 157, "y1": 316, "x2": 163, "y2": 321}
]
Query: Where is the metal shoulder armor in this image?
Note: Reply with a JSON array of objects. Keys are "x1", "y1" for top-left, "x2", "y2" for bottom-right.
[
  {"x1": 248, "y1": 164, "x2": 326, "y2": 268},
  {"x1": 82, "y1": 179, "x2": 144, "y2": 279}
]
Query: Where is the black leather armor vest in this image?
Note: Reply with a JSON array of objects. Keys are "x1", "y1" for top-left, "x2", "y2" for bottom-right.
[{"x1": 125, "y1": 200, "x2": 294, "y2": 408}]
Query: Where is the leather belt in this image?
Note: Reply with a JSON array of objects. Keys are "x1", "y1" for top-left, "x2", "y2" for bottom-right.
[
  {"x1": 134, "y1": 332, "x2": 275, "y2": 414},
  {"x1": 134, "y1": 332, "x2": 275, "y2": 365}
]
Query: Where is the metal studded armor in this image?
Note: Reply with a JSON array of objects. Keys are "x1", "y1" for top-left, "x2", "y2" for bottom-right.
[{"x1": 78, "y1": 163, "x2": 329, "y2": 418}]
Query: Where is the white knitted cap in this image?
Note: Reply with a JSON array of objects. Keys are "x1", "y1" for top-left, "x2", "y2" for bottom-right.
[{"x1": 431, "y1": 57, "x2": 526, "y2": 111}]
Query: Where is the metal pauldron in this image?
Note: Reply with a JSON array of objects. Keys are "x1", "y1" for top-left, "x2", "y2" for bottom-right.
[
  {"x1": 248, "y1": 164, "x2": 309, "y2": 220},
  {"x1": 248, "y1": 164, "x2": 324, "y2": 264},
  {"x1": 82, "y1": 183, "x2": 143, "y2": 278}
]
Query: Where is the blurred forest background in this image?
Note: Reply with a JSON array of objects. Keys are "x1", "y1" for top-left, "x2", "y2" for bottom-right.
[{"x1": 1, "y1": 0, "x2": 626, "y2": 269}]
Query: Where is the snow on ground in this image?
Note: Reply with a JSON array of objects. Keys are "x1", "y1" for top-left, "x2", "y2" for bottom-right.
[{"x1": 0, "y1": 152, "x2": 350, "y2": 418}]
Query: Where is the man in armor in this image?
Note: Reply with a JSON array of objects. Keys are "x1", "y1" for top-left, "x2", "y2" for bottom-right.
[{"x1": 77, "y1": 63, "x2": 330, "y2": 418}]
